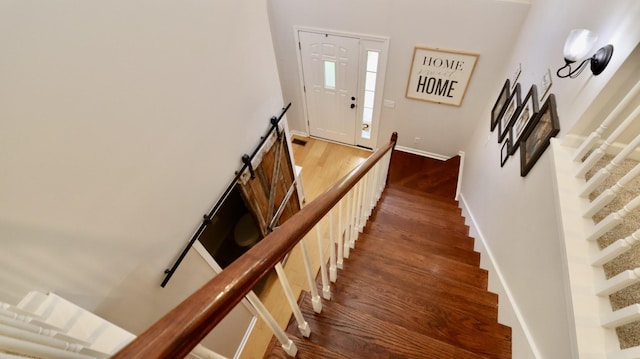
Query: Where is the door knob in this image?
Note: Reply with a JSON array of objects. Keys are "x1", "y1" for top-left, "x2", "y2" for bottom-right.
[{"x1": 350, "y1": 104, "x2": 356, "y2": 109}]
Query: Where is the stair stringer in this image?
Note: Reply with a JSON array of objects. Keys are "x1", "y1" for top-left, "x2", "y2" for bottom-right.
[{"x1": 458, "y1": 193, "x2": 541, "y2": 359}]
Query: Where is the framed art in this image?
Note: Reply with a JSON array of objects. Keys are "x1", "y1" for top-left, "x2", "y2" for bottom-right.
[
  {"x1": 491, "y1": 79, "x2": 510, "y2": 131},
  {"x1": 520, "y1": 94, "x2": 560, "y2": 177},
  {"x1": 539, "y1": 69, "x2": 552, "y2": 101},
  {"x1": 510, "y1": 63, "x2": 521, "y2": 90},
  {"x1": 498, "y1": 83, "x2": 521, "y2": 143},
  {"x1": 509, "y1": 84, "x2": 539, "y2": 155},
  {"x1": 406, "y1": 47, "x2": 479, "y2": 106},
  {"x1": 500, "y1": 138, "x2": 511, "y2": 167}
]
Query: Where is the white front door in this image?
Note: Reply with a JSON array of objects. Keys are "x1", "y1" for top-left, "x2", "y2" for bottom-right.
[{"x1": 299, "y1": 31, "x2": 360, "y2": 145}]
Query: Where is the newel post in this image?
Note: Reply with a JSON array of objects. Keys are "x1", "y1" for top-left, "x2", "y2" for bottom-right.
[{"x1": 385, "y1": 132, "x2": 398, "y2": 187}]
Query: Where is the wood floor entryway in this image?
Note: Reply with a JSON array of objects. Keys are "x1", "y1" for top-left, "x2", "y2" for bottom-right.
[{"x1": 264, "y1": 148, "x2": 512, "y2": 358}]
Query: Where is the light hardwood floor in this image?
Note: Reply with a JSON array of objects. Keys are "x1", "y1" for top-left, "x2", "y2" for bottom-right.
[{"x1": 239, "y1": 136, "x2": 370, "y2": 359}]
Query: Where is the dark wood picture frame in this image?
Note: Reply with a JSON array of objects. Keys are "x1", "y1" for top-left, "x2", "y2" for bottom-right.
[
  {"x1": 520, "y1": 94, "x2": 560, "y2": 177},
  {"x1": 509, "y1": 84, "x2": 539, "y2": 155},
  {"x1": 500, "y1": 138, "x2": 511, "y2": 167},
  {"x1": 491, "y1": 79, "x2": 510, "y2": 131},
  {"x1": 498, "y1": 83, "x2": 521, "y2": 143}
]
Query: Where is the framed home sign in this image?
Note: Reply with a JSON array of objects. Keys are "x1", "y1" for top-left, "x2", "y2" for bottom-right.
[
  {"x1": 406, "y1": 47, "x2": 479, "y2": 106},
  {"x1": 520, "y1": 94, "x2": 560, "y2": 176}
]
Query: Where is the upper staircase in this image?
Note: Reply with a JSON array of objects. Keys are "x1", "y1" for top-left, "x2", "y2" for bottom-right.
[{"x1": 266, "y1": 152, "x2": 512, "y2": 358}]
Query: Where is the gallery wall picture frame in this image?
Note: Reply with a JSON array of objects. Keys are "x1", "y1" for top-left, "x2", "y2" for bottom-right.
[
  {"x1": 491, "y1": 79, "x2": 510, "y2": 131},
  {"x1": 520, "y1": 94, "x2": 560, "y2": 177},
  {"x1": 406, "y1": 46, "x2": 479, "y2": 106},
  {"x1": 498, "y1": 83, "x2": 521, "y2": 143},
  {"x1": 509, "y1": 84, "x2": 539, "y2": 155},
  {"x1": 539, "y1": 69, "x2": 553, "y2": 101},
  {"x1": 500, "y1": 138, "x2": 511, "y2": 167}
]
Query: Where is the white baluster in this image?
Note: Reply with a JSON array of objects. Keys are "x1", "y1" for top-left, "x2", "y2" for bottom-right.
[
  {"x1": 580, "y1": 135, "x2": 640, "y2": 198},
  {"x1": 592, "y1": 229, "x2": 640, "y2": 266},
  {"x1": 596, "y1": 268, "x2": 640, "y2": 296},
  {"x1": 337, "y1": 199, "x2": 344, "y2": 269},
  {"x1": 328, "y1": 209, "x2": 337, "y2": 282},
  {"x1": 343, "y1": 189, "x2": 353, "y2": 259},
  {"x1": 0, "y1": 335, "x2": 94, "y2": 359},
  {"x1": 299, "y1": 238, "x2": 322, "y2": 313},
  {"x1": 575, "y1": 103, "x2": 640, "y2": 178},
  {"x1": 358, "y1": 174, "x2": 369, "y2": 232},
  {"x1": 192, "y1": 344, "x2": 229, "y2": 359},
  {"x1": 350, "y1": 181, "x2": 362, "y2": 249},
  {"x1": 586, "y1": 194, "x2": 640, "y2": 241},
  {"x1": 315, "y1": 226, "x2": 331, "y2": 299},
  {"x1": 609, "y1": 346, "x2": 640, "y2": 359},
  {"x1": 583, "y1": 162, "x2": 640, "y2": 218},
  {"x1": 245, "y1": 292, "x2": 297, "y2": 357},
  {"x1": 572, "y1": 80, "x2": 640, "y2": 162},
  {"x1": 601, "y1": 304, "x2": 640, "y2": 328},
  {"x1": 273, "y1": 263, "x2": 310, "y2": 337}
]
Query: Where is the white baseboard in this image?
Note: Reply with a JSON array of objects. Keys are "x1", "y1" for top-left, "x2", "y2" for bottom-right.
[
  {"x1": 290, "y1": 130, "x2": 309, "y2": 138},
  {"x1": 455, "y1": 151, "x2": 465, "y2": 201},
  {"x1": 458, "y1": 194, "x2": 543, "y2": 359},
  {"x1": 394, "y1": 146, "x2": 450, "y2": 161}
]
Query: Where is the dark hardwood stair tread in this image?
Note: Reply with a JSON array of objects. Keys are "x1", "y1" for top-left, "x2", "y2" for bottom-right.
[
  {"x1": 386, "y1": 184, "x2": 461, "y2": 209},
  {"x1": 265, "y1": 332, "x2": 352, "y2": 359},
  {"x1": 374, "y1": 201, "x2": 469, "y2": 234},
  {"x1": 355, "y1": 232, "x2": 488, "y2": 289},
  {"x1": 361, "y1": 222, "x2": 480, "y2": 266},
  {"x1": 365, "y1": 214, "x2": 474, "y2": 251},
  {"x1": 294, "y1": 292, "x2": 488, "y2": 359},
  {"x1": 340, "y1": 248, "x2": 499, "y2": 313},
  {"x1": 330, "y1": 275, "x2": 511, "y2": 358}
]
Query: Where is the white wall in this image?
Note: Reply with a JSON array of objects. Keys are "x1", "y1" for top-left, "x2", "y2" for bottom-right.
[
  {"x1": 267, "y1": 0, "x2": 530, "y2": 157},
  {"x1": 460, "y1": 0, "x2": 640, "y2": 357},
  {"x1": 0, "y1": 0, "x2": 283, "y2": 356}
]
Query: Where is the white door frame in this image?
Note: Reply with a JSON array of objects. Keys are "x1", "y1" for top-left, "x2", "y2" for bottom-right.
[{"x1": 294, "y1": 26, "x2": 390, "y2": 149}]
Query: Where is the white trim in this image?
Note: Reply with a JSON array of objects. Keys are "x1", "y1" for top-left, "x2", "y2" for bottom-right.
[
  {"x1": 458, "y1": 193, "x2": 544, "y2": 359},
  {"x1": 455, "y1": 151, "x2": 465, "y2": 201},
  {"x1": 289, "y1": 129, "x2": 308, "y2": 138},
  {"x1": 394, "y1": 145, "x2": 450, "y2": 161}
]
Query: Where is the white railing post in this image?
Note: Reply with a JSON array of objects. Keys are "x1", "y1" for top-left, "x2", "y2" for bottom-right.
[
  {"x1": 315, "y1": 226, "x2": 331, "y2": 300},
  {"x1": 586, "y1": 194, "x2": 640, "y2": 242},
  {"x1": 572, "y1": 80, "x2": 640, "y2": 162},
  {"x1": 596, "y1": 268, "x2": 640, "y2": 296},
  {"x1": 579, "y1": 135, "x2": 640, "y2": 198},
  {"x1": 299, "y1": 238, "x2": 322, "y2": 313},
  {"x1": 575, "y1": 103, "x2": 640, "y2": 178},
  {"x1": 343, "y1": 189, "x2": 354, "y2": 259},
  {"x1": 358, "y1": 174, "x2": 369, "y2": 232},
  {"x1": 337, "y1": 199, "x2": 344, "y2": 269},
  {"x1": 592, "y1": 229, "x2": 640, "y2": 266},
  {"x1": 583, "y1": 162, "x2": 640, "y2": 218},
  {"x1": 273, "y1": 263, "x2": 311, "y2": 338},
  {"x1": 601, "y1": 304, "x2": 640, "y2": 329},
  {"x1": 350, "y1": 181, "x2": 362, "y2": 249},
  {"x1": 245, "y1": 292, "x2": 297, "y2": 357}
]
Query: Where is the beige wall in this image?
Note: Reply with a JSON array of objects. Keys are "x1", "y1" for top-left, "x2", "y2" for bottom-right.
[{"x1": 0, "y1": 0, "x2": 283, "y2": 355}]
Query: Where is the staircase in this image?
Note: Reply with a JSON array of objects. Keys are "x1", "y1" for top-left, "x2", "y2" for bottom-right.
[{"x1": 265, "y1": 151, "x2": 512, "y2": 358}]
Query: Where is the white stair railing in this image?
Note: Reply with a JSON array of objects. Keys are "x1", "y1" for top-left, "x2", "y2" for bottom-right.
[{"x1": 552, "y1": 71, "x2": 640, "y2": 358}]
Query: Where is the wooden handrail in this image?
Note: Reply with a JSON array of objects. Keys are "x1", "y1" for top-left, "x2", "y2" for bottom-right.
[{"x1": 113, "y1": 132, "x2": 398, "y2": 358}]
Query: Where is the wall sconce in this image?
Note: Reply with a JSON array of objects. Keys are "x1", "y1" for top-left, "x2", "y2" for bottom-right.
[{"x1": 556, "y1": 29, "x2": 614, "y2": 79}]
